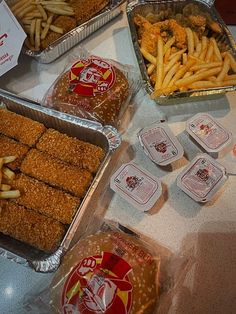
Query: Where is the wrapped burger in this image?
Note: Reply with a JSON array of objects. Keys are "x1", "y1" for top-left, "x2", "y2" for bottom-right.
[{"x1": 42, "y1": 48, "x2": 139, "y2": 126}]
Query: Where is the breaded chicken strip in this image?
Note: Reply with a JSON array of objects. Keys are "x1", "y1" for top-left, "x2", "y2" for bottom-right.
[
  {"x1": 0, "y1": 135, "x2": 29, "y2": 170},
  {"x1": 12, "y1": 174, "x2": 80, "y2": 224},
  {"x1": 20, "y1": 149, "x2": 93, "y2": 197},
  {"x1": 36, "y1": 129, "x2": 105, "y2": 173},
  {"x1": 0, "y1": 109, "x2": 46, "y2": 146},
  {"x1": 0, "y1": 200, "x2": 65, "y2": 252},
  {"x1": 70, "y1": 0, "x2": 109, "y2": 25}
]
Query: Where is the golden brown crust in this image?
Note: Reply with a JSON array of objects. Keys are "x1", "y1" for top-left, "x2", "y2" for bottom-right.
[
  {"x1": 20, "y1": 149, "x2": 93, "y2": 197},
  {"x1": 51, "y1": 231, "x2": 158, "y2": 313},
  {"x1": 36, "y1": 128, "x2": 105, "y2": 173},
  {"x1": 0, "y1": 109, "x2": 46, "y2": 146},
  {"x1": 12, "y1": 174, "x2": 80, "y2": 224},
  {"x1": 70, "y1": 0, "x2": 109, "y2": 25},
  {"x1": 0, "y1": 200, "x2": 65, "y2": 252},
  {"x1": 50, "y1": 67, "x2": 129, "y2": 125},
  {"x1": 0, "y1": 135, "x2": 29, "y2": 170}
]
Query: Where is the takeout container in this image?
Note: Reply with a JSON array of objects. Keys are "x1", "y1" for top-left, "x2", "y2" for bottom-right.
[
  {"x1": 177, "y1": 153, "x2": 228, "y2": 202},
  {"x1": 186, "y1": 112, "x2": 233, "y2": 158},
  {"x1": 110, "y1": 161, "x2": 162, "y2": 211},
  {"x1": 7, "y1": 0, "x2": 124, "y2": 63},
  {"x1": 138, "y1": 121, "x2": 184, "y2": 166},
  {"x1": 126, "y1": 0, "x2": 236, "y2": 104},
  {"x1": 0, "y1": 90, "x2": 121, "y2": 272}
]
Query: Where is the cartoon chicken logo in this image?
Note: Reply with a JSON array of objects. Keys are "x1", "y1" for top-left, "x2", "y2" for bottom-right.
[
  {"x1": 69, "y1": 57, "x2": 115, "y2": 97},
  {"x1": 62, "y1": 252, "x2": 133, "y2": 314}
]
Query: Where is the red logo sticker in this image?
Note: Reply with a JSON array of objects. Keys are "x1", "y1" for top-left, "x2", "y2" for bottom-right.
[
  {"x1": 69, "y1": 57, "x2": 116, "y2": 97},
  {"x1": 61, "y1": 252, "x2": 133, "y2": 314}
]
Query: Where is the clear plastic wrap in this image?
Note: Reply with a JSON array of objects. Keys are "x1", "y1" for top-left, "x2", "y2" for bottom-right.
[
  {"x1": 42, "y1": 47, "x2": 140, "y2": 126},
  {"x1": 23, "y1": 219, "x2": 193, "y2": 314}
]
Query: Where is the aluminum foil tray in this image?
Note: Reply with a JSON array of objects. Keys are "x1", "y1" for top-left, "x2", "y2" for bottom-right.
[
  {"x1": 0, "y1": 90, "x2": 121, "y2": 272},
  {"x1": 127, "y1": 0, "x2": 236, "y2": 104},
  {"x1": 10, "y1": 0, "x2": 124, "y2": 63}
]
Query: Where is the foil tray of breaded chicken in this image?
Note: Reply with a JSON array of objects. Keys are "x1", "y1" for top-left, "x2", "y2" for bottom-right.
[
  {"x1": 0, "y1": 90, "x2": 121, "y2": 272},
  {"x1": 7, "y1": 0, "x2": 125, "y2": 63},
  {"x1": 127, "y1": 0, "x2": 236, "y2": 104}
]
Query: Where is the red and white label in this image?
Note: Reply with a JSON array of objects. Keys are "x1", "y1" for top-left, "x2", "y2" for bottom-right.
[
  {"x1": 61, "y1": 252, "x2": 133, "y2": 314},
  {"x1": 69, "y1": 57, "x2": 116, "y2": 97},
  {"x1": 0, "y1": 1, "x2": 26, "y2": 76},
  {"x1": 187, "y1": 113, "x2": 232, "y2": 152}
]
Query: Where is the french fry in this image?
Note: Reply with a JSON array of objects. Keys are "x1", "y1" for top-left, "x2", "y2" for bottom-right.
[
  {"x1": 199, "y1": 36, "x2": 208, "y2": 60},
  {"x1": 17, "y1": 4, "x2": 36, "y2": 19},
  {"x1": 41, "y1": 22, "x2": 63, "y2": 34},
  {"x1": 210, "y1": 37, "x2": 222, "y2": 62},
  {"x1": 185, "y1": 27, "x2": 194, "y2": 55},
  {"x1": 30, "y1": 19, "x2": 36, "y2": 46},
  {"x1": 151, "y1": 85, "x2": 178, "y2": 98},
  {"x1": 226, "y1": 52, "x2": 236, "y2": 72},
  {"x1": 216, "y1": 55, "x2": 230, "y2": 82},
  {"x1": 193, "y1": 42, "x2": 202, "y2": 58},
  {"x1": 147, "y1": 63, "x2": 155, "y2": 75},
  {"x1": 164, "y1": 47, "x2": 171, "y2": 63},
  {"x1": 163, "y1": 36, "x2": 175, "y2": 54},
  {"x1": 37, "y1": 4, "x2": 47, "y2": 20},
  {"x1": 10, "y1": 0, "x2": 30, "y2": 12},
  {"x1": 41, "y1": 14, "x2": 53, "y2": 40},
  {"x1": 162, "y1": 62, "x2": 180, "y2": 88},
  {"x1": 175, "y1": 66, "x2": 222, "y2": 87},
  {"x1": 2, "y1": 167, "x2": 15, "y2": 181},
  {"x1": 169, "y1": 58, "x2": 196, "y2": 87},
  {"x1": 164, "y1": 53, "x2": 182, "y2": 74},
  {"x1": 140, "y1": 47, "x2": 156, "y2": 65},
  {"x1": 189, "y1": 79, "x2": 236, "y2": 89},
  {"x1": 44, "y1": 5, "x2": 74, "y2": 16},
  {"x1": 35, "y1": 18, "x2": 42, "y2": 50},
  {"x1": 2, "y1": 156, "x2": 17, "y2": 164},
  {"x1": 193, "y1": 31, "x2": 199, "y2": 48},
  {"x1": 169, "y1": 48, "x2": 186, "y2": 61},
  {"x1": 182, "y1": 53, "x2": 187, "y2": 64},
  {"x1": 190, "y1": 61, "x2": 222, "y2": 72},
  {"x1": 0, "y1": 158, "x2": 4, "y2": 185},
  {"x1": 225, "y1": 74, "x2": 236, "y2": 81},
  {"x1": 205, "y1": 43, "x2": 214, "y2": 62},
  {"x1": 155, "y1": 36, "x2": 164, "y2": 91},
  {"x1": 13, "y1": 0, "x2": 33, "y2": 16},
  {"x1": 0, "y1": 190, "x2": 21, "y2": 199},
  {"x1": 0, "y1": 184, "x2": 11, "y2": 192}
]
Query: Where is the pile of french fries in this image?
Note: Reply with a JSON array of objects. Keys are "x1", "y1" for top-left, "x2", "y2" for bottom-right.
[
  {"x1": 139, "y1": 26, "x2": 236, "y2": 98},
  {"x1": 0, "y1": 157, "x2": 20, "y2": 200},
  {"x1": 10, "y1": 0, "x2": 75, "y2": 51}
]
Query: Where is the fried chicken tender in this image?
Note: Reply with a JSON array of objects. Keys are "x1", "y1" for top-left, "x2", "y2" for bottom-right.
[
  {"x1": 12, "y1": 174, "x2": 80, "y2": 224},
  {"x1": 70, "y1": 0, "x2": 109, "y2": 25},
  {"x1": 41, "y1": 16, "x2": 77, "y2": 50},
  {"x1": 134, "y1": 14, "x2": 187, "y2": 55},
  {"x1": 21, "y1": 149, "x2": 93, "y2": 198},
  {"x1": 0, "y1": 200, "x2": 65, "y2": 252},
  {"x1": 36, "y1": 129, "x2": 105, "y2": 173},
  {"x1": 0, "y1": 109, "x2": 46, "y2": 146},
  {"x1": 0, "y1": 135, "x2": 29, "y2": 170}
]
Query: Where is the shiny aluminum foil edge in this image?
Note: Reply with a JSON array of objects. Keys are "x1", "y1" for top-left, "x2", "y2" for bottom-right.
[
  {"x1": 0, "y1": 91, "x2": 121, "y2": 272},
  {"x1": 126, "y1": 0, "x2": 236, "y2": 104},
  {"x1": 22, "y1": 0, "x2": 125, "y2": 63}
]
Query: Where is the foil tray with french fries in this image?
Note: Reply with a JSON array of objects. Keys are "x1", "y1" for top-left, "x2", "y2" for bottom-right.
[
  {"x1": 127, "y1": 0, "x2": 236, "y2": 104},
  {"x1": 7, "y1": 0, "x2": 124, "y2": 63},
  {"x1": 0, "y1": 90, "x2": 121, "y2": 272}
]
